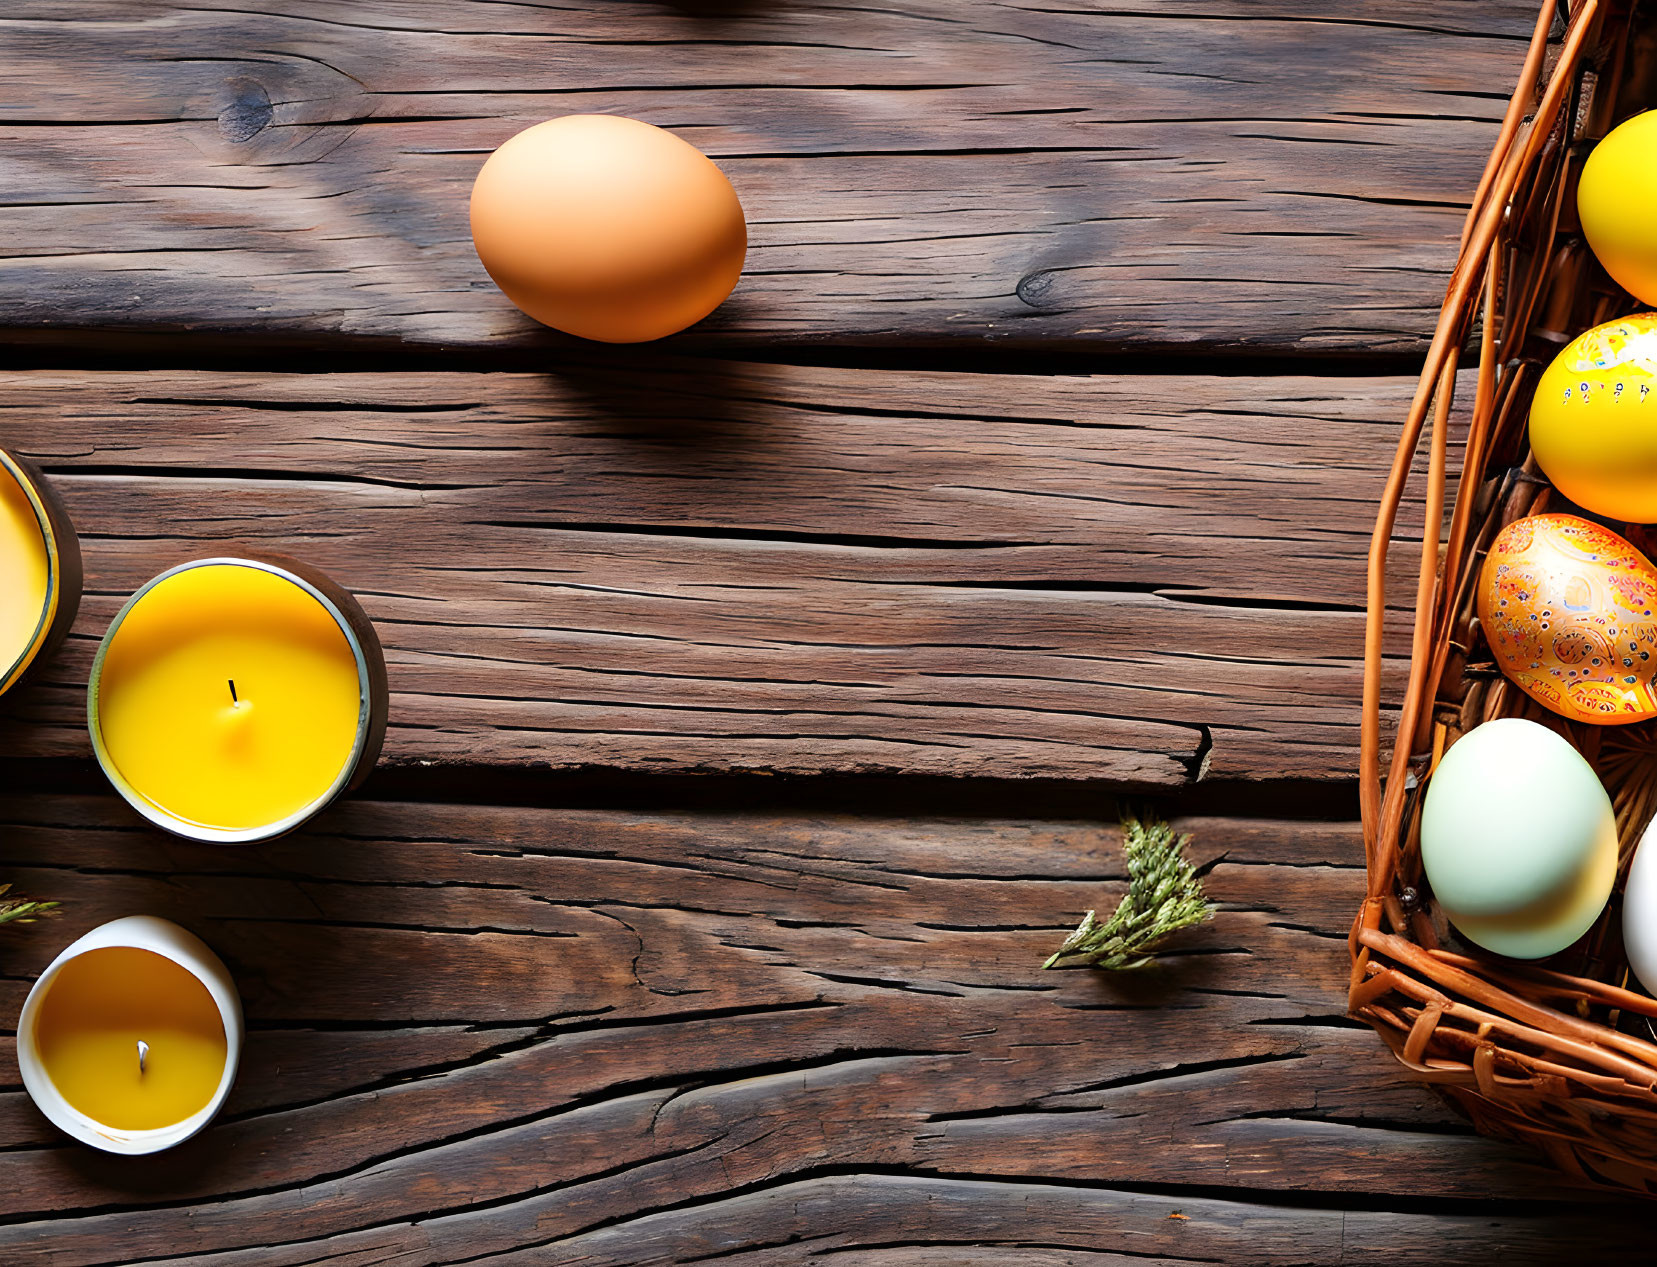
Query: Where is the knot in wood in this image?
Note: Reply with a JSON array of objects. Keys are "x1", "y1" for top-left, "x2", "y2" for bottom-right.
[
  {"x1": 1015, "y1": 269, "x2": 1059, "y2": 309},
  {"x1": 218, "y1": 80, "x2": 273, "y2": 143}
]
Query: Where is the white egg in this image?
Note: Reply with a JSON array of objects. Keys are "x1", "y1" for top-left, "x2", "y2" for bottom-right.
[{"x1": 1623, "y1": 817, "x2": 1657, "y2": 993}]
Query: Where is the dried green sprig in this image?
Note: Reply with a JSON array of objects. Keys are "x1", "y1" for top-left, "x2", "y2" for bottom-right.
[
  {"x1": 1043, "y1": 818, "x2": 1214, "y2": 970},
  {"x1": 0, "y1": 883, "x2": 58, "y2": 927}
]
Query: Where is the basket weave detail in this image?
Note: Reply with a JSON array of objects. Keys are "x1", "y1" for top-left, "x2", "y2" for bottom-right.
[{"x1": 1349, "y1": 0, "x2": 1657, "y2": 1193}]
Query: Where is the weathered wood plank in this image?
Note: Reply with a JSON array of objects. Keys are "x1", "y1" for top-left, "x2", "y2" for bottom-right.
[
  {"x1": 0, "y1": 798, "x2": 1627, "y2": 1263},
  {"x1": 98, "y1": 1177, "x2": 1656, "y2": 1267},
  {"x1": 4, "y1": 366, "x2": 1450, "y2": 784},
  {"x1": 448, "y1": 1177, "x2": 1649, "y2": 1267},
  {"x1": 0, "y1": 0, "x2": 1535, "y2": 354}
]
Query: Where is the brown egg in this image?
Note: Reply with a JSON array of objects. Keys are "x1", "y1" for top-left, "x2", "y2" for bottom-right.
[
  {"x1": 469, "y1": 115, "x2": 746, "y2": 343},
  {"x1": 1478, "y1": 513, "x2": 1657, "y2": 724}
]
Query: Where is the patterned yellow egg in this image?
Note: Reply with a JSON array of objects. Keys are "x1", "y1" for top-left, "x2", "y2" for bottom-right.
[
  {"x1": 1479, "y1": 514, "x2": 1657, "y2": 725},
  {"x1": 1530, "y1": 314, "x2": 1657, "y2": 522}
]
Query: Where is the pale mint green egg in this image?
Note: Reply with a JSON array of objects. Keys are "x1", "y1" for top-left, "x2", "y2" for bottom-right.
[{"x1": 1419, "y1": 718, "x2": 1617, "y2": 959}]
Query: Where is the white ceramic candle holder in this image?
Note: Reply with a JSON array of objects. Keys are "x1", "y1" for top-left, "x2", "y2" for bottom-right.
[{"x1": 17, "y1": 916, "x2": 244, "y2": 1155}]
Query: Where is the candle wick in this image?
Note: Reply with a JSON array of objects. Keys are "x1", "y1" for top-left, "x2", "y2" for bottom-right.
[
  {"x1": 228, "y1": 679, "x2": 238, "y2": 705},
  {"x1": 137, "y1": 1039, "x2": 149, "y2": 1075}
]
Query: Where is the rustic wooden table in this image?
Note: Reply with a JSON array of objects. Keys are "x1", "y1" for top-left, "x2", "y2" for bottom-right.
[{"x1": 2, "y1": 1, "x2": 1653, "y2": 1262}]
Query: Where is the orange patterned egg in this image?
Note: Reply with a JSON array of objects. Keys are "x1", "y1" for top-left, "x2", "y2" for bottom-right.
[{"x1": 1479, "y1": 514, "x2": 1657, "y2": 724}]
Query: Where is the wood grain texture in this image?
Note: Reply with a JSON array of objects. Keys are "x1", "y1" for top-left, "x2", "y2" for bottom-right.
[
  {"x1": 0, "y1": 797, "x2": 1633, "y2": 1264},
  {"x1": 0, "y1": 0, "x2": 1534, "y2": 355},
  {"x1": 3, "y1": 365, "x2": 1456, "y2": 785},
  {"x1": 0, "y1": 3, "x2": 1582, "y2": 1256}
]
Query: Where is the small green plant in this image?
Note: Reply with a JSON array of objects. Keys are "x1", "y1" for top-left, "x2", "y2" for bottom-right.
[
  {"x1": 0, "y1": 883, "x2": 58, "y2": 927},
  {"x1": 1043, "y1": 818, "x2": 1214, "y2": 970}
]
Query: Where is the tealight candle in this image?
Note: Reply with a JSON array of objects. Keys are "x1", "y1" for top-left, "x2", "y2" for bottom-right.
[
  {"x1": 0, "y1": 448, "x2": 81, "y2": 698},
  {"x1": 89, "y1": 555, "x2": 388, "y2": 844},
  {"x1": 17, "y1": 916, "x2": 243, "y2": 1154}
]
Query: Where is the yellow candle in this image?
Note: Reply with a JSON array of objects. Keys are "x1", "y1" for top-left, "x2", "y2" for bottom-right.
[
  {"x1": 0, "y1": 457, "x2": 52, "y2": 687},
  {"x1": 34, "y1": 946, "x2": 226, "y2": 1131},
  {"x1": 92, "y1": 561, "x2": 369, "y2": 838},
  {"x1": 19, "y1": 916, "x2": 244, "y2": 1154}
]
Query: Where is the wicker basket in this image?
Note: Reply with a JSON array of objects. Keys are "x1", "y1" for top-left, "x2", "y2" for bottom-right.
[{"x1": 1349, "y1": 0, "x2": 1657, "y2": 1193}]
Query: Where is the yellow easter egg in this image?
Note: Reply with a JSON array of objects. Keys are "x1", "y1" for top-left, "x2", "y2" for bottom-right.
[
  {"x1": 1580, "y1": 111, "x2": 1657, "y2": 305},
  {"x1": 1530, "y1": 315, "x2": 1657, "y2": 522},
  {"x1": 1478, "y1": 513, "x2": 1657, "y2": 725}
]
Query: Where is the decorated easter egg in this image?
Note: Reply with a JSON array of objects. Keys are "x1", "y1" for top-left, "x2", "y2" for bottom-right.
[
  {"x1": 470, "y1": 115, "x2": 746, "y2": 343},
  {"x1": 1580, "y1": 111, "x2": 1657, "y2": 305},
  {"x1": 1623, "y1": 816, "x2": 1657, "y2": 993},
  {"x1": 1479, "y1": 514, "x2": 1657, "y2": 724},
  {"x1": 1530, "y1": 315, "x2": 1657, "y2": 522},
  {"x1": 1421, "y1": 718, "x2": 1617, "y2": 960}
]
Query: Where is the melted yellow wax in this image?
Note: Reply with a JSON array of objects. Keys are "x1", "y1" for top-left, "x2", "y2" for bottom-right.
[
  {"x1": 96, "y1": 564, "x2": 362, "y2": 832},
  {"x1": 0, "y1": 461, "x2": 49, "y2": 679},
  {"x1": 36, "y1": 947, "x2": 226, "y2": 1131}
]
